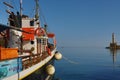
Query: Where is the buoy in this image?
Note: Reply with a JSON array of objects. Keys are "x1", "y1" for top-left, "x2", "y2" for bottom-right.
[
  {"x1": 46, "y1": 64, "x2": 55, "y2": 75},
  {"x1": 55, "y1": 52, "x2": 62, "y2": 60}
]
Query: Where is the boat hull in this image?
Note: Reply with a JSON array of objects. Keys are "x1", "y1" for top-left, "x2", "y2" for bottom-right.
[{"x1": 2, "y1": 49, "x2": 56, "y2": 80}]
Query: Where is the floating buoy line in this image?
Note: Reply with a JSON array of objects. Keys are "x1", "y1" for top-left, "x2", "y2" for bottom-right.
[
  {"x1": 58, "y1": 47, "x2": 80, "y2": 64},
  {"x1": 45, "y1": 51, "x2": 62, "y2": 77},
  {"x1": 62, "y1": 55, "x2": 79, "y2": 64},
  {"x1": 54, "y1": 51, "x2": 62, "y2": 60},
  {"x1": 45, "y1": 50, "x2": 79, "y2": 80},
  {"x1": 55, "y1": 49, "x2": 79, "y2": 64}
]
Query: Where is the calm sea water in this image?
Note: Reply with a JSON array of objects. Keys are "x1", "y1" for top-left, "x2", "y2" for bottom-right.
[{"x1": 54, "y1": 47, "x2": 120, "y2": 80}]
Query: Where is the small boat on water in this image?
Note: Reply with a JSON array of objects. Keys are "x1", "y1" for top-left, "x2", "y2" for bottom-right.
[{"x1": 0, "y1": 0, "x2": 62, "y2": 80}]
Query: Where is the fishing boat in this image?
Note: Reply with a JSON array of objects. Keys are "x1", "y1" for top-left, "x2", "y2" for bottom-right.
[{"x1": 0, "y1": 0, "x2": 62, "y2": 80}]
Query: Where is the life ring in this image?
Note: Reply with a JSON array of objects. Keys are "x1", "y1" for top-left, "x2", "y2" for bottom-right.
[{"x1": 35, "y1": 27, "x2": 45, "y2": 36}]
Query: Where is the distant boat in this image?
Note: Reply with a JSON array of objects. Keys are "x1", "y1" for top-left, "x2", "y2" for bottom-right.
[
  {"x1": 106, "y1": 33, "x2": 120, "y2": 49},
  {"x1": 0, "y1": 0, "x2": 62, "y2": 80}
]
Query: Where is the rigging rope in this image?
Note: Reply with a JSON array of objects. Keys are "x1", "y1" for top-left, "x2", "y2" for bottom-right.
[
  {"x1": 39, "y1": 5, "x2": 47, "y2": 25},
  {"x1": 11, "y1": 0, "x2": 18, "y2": 12},
  {"x1": 38, "y1": 4, "x2": 51, "y2": 31}
]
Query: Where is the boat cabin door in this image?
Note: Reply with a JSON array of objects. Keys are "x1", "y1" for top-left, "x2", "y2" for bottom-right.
[{"x1": 37, "y1": 37, "x2": 47, "y2": 54}]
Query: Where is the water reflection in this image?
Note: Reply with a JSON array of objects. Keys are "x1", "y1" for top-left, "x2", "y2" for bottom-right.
[
  {"x1": 109, "y1": 49, "x2": 120, "y2": 66},
  {"x1": 54, "y1": 47, "x2": 120, "y2": 80},
  {"x1": 110, "y1": 49, "x2": 117, "y2": 64}
]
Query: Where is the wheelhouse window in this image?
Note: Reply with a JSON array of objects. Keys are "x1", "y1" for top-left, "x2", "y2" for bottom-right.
[{"x1": 30, "y1": 21, "x2": 34, "y2": 26}]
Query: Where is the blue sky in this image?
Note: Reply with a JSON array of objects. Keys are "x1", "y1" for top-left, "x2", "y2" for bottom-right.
[{"x1": 1, "y1": 0, "x2": 120, "y2": 47}]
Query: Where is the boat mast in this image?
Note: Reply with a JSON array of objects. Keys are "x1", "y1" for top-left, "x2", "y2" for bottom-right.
[
  {"x1": 20, "y1": 0, "x2": 22, "y2": 16},
  {"x1": 19, "y1": 0, "x2": 23, "y2": 54},
  {"x1": 35, "y1": 0, "x2": 39, "y2": 20}
]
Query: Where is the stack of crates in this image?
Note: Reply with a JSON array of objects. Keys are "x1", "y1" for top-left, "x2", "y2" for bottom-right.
[{"x1": 0, "y1": 47, "x2": 18, "y2": 60}]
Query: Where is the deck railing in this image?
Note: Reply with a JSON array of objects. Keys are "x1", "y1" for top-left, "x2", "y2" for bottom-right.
[{"x1": 21, "y1": 51, "x2": 49, "y2": 69}]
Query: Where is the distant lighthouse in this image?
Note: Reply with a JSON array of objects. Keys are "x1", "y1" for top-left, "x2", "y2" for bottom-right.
[
  {"x1": 110, "y1": 33, "x2": 117, "y2": 49},
  {"x1": 112, "y1": 33, "x2": 115, "y2": 44},
  {"x1": 106, "y1": 33, "x2": 120, "y2": 49}
]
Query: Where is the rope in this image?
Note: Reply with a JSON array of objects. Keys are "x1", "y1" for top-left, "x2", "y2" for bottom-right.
[
  {"x1": 38, "y1": 4, "x2": 51, "y2": 32},
  {"x1": 62, "y1": 55, "x2": 79, "y2": 64},
  {"x1": 11, "y1": 0, "x2": 18, "y2": 12},
  {"x1": 39, "y1": 5, "x2": 47, "y2": 25},
  {"x1": 45, "y1": 75, "x2": 51, "y2": 80}
]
